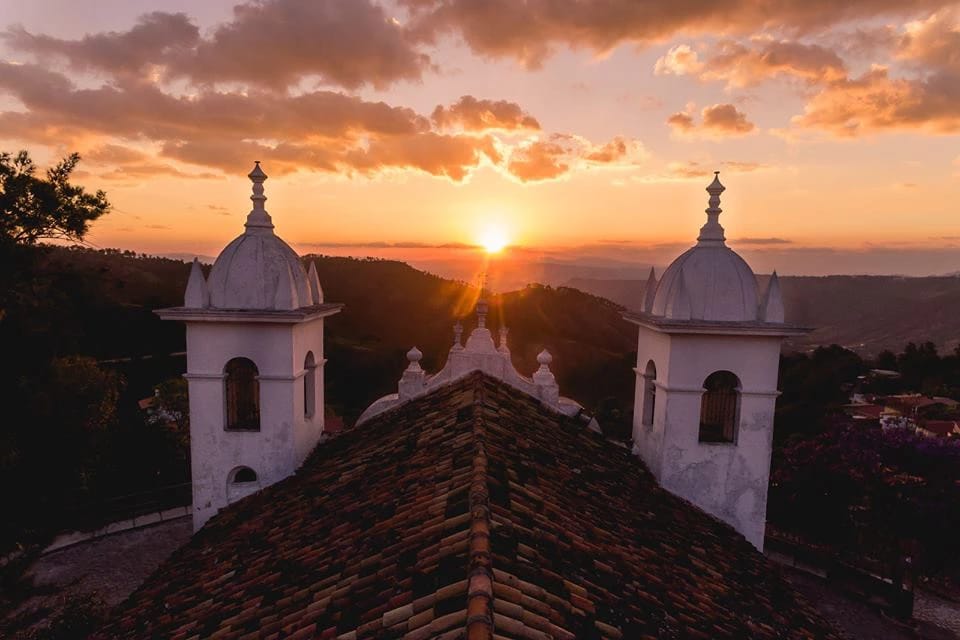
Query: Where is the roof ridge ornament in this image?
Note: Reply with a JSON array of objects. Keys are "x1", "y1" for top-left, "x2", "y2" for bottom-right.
[
  {"x1": 697, "y1": 171, "x2": 726, "y2": 245},
  {"x1": 245, "y1": 161, "x2": 274, "y2": 232},
  {"x1": 476, "y1": 272, "x2": 489, "y2": 329}
]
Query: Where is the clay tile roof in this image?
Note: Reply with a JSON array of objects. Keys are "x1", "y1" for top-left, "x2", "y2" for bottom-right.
[{"x1": 96, "y1": 372, "x2": 839, "y2": 639}]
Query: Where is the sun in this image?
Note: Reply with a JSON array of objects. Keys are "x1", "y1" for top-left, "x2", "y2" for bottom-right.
[{"x1": 478, "y1": 227, "x2": 509, "y2": 253}]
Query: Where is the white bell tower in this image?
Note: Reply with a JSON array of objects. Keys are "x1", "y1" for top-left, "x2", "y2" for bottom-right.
[
  {"x1": 626, "y1": 173, "x2": 807, "y2": 550},
  {"x1": 159, "y1": 162, "x2": 342, "y2": 530}
]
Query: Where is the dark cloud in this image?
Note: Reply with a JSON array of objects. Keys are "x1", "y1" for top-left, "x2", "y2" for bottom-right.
[
  {"x1": 2, "y1": 12, "x2": 198, "y2": 79},
  {"x1": 3, "y1": 1, "x2": 430, "y2": 90},
  {"x1": 401, "y1": 0, "x2": 949, "y2": 68},
  {"x1": 173, "y1": 0, "x2": 430, "y2": 89},
  {"x1": 657, "y1": 39, "x2": 846, "y2": 87}
]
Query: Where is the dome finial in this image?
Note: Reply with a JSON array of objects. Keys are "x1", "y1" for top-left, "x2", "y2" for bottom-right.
[
  {"x1": 245, "y1": 161, "x2": 274, "y2": 232},
  {"x1": 697, "y1": 171, "x2": 726, "y2": 245}
]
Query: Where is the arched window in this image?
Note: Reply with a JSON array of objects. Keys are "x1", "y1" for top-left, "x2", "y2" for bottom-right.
[
  {"x1": 230, "y1": 466, "x2": 258, "y2": 484},
  {"x1": 641, "y1": 360, "x2": 657, "y2": 426},
  {"x1": 303, "y1": 351, "x2": 316, "y2": 419},
  {"x1": 699, "y1": 371, "x2": 740, "y2": 443},
  {"x1": 224, "y1": 357, "x2": 260, "y2": 431}
]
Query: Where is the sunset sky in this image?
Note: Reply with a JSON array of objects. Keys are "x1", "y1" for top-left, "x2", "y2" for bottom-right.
[{"x1": 1, "y1": 0, "x2": 959, "y2": 277}]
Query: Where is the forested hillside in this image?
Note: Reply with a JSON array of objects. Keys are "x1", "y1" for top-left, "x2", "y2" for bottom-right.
[{"x1": 1, "y1": 246, "x2": 638, "y2": 550}]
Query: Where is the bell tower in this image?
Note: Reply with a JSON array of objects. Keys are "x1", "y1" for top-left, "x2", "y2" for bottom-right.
[
  {"x1": 159, "y1": 163, "x2": 342, "y2": 530},
  {"x1": 625, "y1": 174, "x2": 808, "y2": 550}
]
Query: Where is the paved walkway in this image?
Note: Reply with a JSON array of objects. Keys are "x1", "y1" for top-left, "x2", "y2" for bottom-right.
[
  {"x1": 785, "y1": 568, "x2": 958, "y2": 640},
  {"x1": 915, "y1": 591, "x2": 960, "y2": 638},
  {"x1": 2, "y1": 518, "x2": 191, "y2": 638}
]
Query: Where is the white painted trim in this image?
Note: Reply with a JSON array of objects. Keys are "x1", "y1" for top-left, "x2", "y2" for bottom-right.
[{"x1": 184, "y1": 372, "x2": 226, "y2": 380}]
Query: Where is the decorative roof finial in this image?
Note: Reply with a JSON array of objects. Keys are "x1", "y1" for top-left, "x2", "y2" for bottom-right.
[
  {"x1": 245, "y1": 161, "x2": 274, "y2": 231},
  {"x1": 476, "y1": 272, "x2": 489, "y2": 329},
  {"x1": 697, "y1": 171, "x2": 726, "y2": 245},
  {"x1": 476, "y1": 296, "x2": 488, "y2": 329},
  {"x1": 498, "y1": 326, "x2": 509, "y2": 353},
  {"x1": 406, "y1": 346, "x2": 423, "y2": 372},
  {"x1": 452, "y1": 321, "x2": 464, "y2": 351}
]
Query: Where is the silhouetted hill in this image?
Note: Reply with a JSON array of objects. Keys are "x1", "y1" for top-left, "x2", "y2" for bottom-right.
[
  {"x1": 19, "y1": 247, "x2": 637, "y2": 423},
  {"x1": 566, "y1": 275, "x2": 960, "y2": 355}
]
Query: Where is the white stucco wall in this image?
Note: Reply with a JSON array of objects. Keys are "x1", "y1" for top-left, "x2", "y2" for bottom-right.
[
  {"x1": 184, "y1": 316, "x2": 326, "y2": 530},
  {"x1": 632, "y1": 327, "x2": 782, "y2": 550}
]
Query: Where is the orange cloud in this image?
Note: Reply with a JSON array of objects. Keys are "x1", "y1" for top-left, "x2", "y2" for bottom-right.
[
  {"x1": 431, "y1": 95, "x2": 540, "y2": 131},
  {"x1": 660, "y1": 159, "x2": 770, "y2": 180},
  {"x1": 702, "y1": 104, "x2": 755, "y2": 133},
  {"x1": 506, "y1": 134, "x2": 646, "y2": 182},
  {"x1": 897, "y1": 8, "x2": 960, "y2": 72},
  {"x1": 0, "y1": 63, "x2": 508, "y2": 181},
  {"x1": 654, "y1": 44, "x2": 703, "y2": 76},
  {"x1": 667, "y1": 104, "x2": 755, "y2": 137},
  {"x1": 85, "y1": 144, "x2": 222, "y2": 180},
  {"x1": 666, "y1": 111, "x2": 696, "y2": 133},
  {"x1": 506, "y1": 139, "x2": 569, "y2": 181},
  {"x1": 792, "y1": 66, "x2": 960, "y2": 136}
]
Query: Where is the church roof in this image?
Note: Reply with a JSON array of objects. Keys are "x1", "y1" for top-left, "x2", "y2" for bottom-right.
[{"x1": 98, "y1": 372, "x2": 837, "y2": 640}]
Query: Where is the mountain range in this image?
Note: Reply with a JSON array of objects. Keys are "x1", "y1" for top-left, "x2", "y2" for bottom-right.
[{"x1": 566, "y1": 275, "x2": 960, "y2": 356}]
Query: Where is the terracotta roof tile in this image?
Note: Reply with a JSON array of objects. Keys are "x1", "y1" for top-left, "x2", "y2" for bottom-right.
[{"x1": 96, "y1": 372, "x2": 839, "y2": 639}]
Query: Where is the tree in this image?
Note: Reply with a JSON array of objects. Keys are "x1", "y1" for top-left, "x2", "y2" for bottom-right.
[{"x1": 0, "y1": 150, "x2": 109, "y2": 246}]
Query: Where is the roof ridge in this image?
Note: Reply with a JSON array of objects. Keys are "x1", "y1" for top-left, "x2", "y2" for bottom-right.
[{"x1": 465, "y1": 378, "x2": 495, "y2": 639}]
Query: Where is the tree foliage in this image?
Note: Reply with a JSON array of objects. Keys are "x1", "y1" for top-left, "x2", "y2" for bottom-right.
[
  {"x1": 769, "y1": 421, "x2": 960, "y2": 580},
  {"x1": 0, "y1": 151, "x2": 109, "y2": 246}
]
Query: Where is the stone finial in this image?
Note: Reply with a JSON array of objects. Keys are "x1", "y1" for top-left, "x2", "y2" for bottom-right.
[
  {"x1": 761, "y1": 271, "x2": 785, "y2": 323},
  {"x1": 498, "y1": 326, "x2": 509, "y2": 353},
  {"x1": 642, "y1": 267, "x2": 657, "y2": 313},
  {"x1": 537, "y1": 349, "x2": 553, "y2": 369},
  {"x1": 697, "y1": 171, "x2": 726, "y2": 245},
  {"x1": 406, "y1": 346, "x2": 423, "y2": 372},
  {"x1": 533, "y1": 349, "x2": 559, "y2": 406},
  {"x1": 184, "y1": 258, "x2": 209, "y2": 308},
  {"x1": 245, "y1": 161, "x2": 274, "y2": 231},
  {"x1": 307, "y1": 261, "x2": 323, "y2": 305},
  {"x1": 399, "y1": 345, "x2": 427, "y2": 399}
]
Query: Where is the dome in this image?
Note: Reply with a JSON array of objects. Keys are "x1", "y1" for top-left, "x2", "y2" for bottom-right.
[
  {"x1": 649, "y1": 172, "x2": 761, "y2": 322},
  {"x1": 207, "y1": 232, "x2": 313, "y2": 310},
  {"x1": 204, "y1": 162, "x2": 315, "y2": 311},
  {"x1": 651, "y1": 244, "x2": 759, "y2": 321}
]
